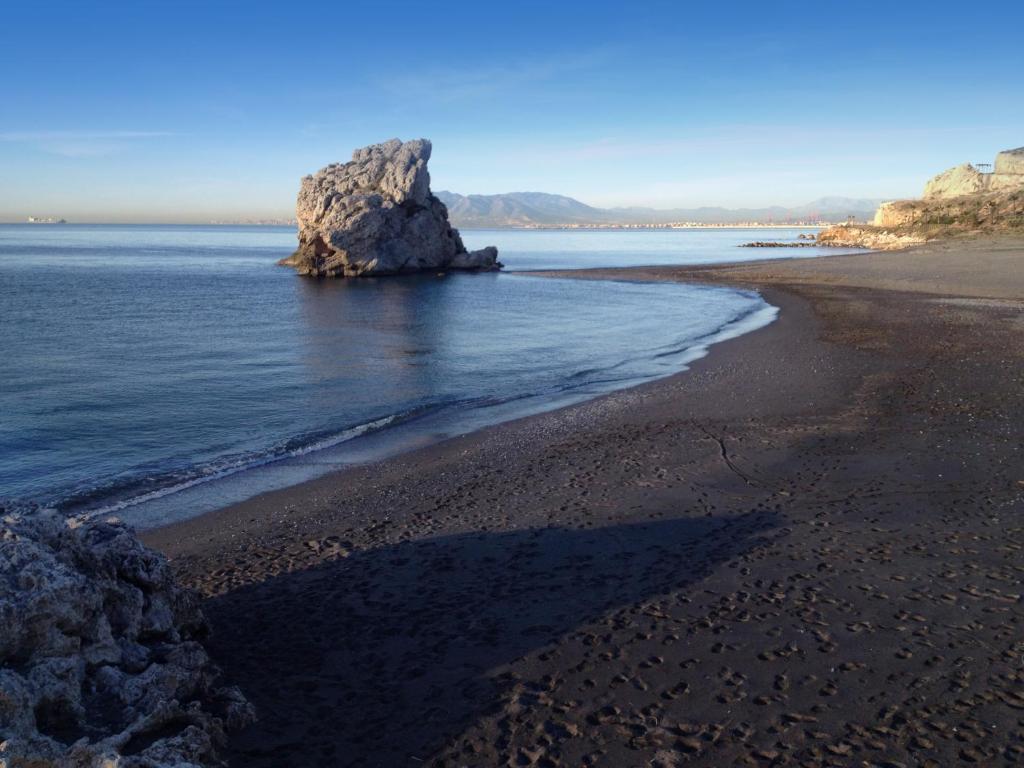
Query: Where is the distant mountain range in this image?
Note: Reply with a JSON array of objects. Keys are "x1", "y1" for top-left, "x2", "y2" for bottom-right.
[{"x1": 435, "y1": 191, "x2": 882, "y2": 228}]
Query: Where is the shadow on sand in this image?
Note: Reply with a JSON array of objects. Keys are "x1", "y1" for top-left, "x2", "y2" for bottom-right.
[{"x1": 205, "y1": 511, "x2": 777, "y2": 766}]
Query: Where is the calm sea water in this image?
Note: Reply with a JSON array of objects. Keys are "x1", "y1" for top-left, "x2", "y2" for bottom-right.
[{"x1": 0, "y1": 225, "x2": 844, "y2": 527}]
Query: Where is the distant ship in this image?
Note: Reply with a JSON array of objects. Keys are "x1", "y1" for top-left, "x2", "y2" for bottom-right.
[{"x1": 26, "y1": 216, "x2": 67, "y2": 224}]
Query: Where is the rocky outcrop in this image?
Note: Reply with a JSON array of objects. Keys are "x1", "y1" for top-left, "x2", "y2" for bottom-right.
[
  {"x1": 279, "y1": 139, "x2": 500, "y2": 277},
  {"x1": 844, "y1": 145, "x2": 1024, "y2": 250},
  {"x1": 739, "y1": 241, "x2": 817, "y2": 248},
  {"x1": 0, "y1": 505, "x2": 253, "y2": 767},
  {"x1": 994, "y1": 146, "x2": 1024, "y2": 175},
  {"x1": 822, "y1": 187, "x2": 1024, "y2": 250},
  {"x1": 816, "y1": 224, "x2": 928, "y2": 251},
  {"x1": 923, "y1": 148, "x2": 1024, "y2": 200},
  {"x1": 922, "y1": 163, "x2": 986, "y2": 200},
  {"x1": 873, "y1": 200, "x2": 924, "y2": 228},
  {"x1": 878, "y1": 191, "x2": 1024, "y2": 231}
]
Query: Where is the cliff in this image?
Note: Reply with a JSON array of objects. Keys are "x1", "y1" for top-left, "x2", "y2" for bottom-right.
[
  {"x1": 875, "y1": 190, "x2": 1024, "y2": 231},
  {"x1": 995, "y1": 146, "x2": 1024, "y2": 175},
  {"x1": 923, "y1": 148, "x2": 1024, "y2": 200},
  {"x1": 818, "y1": 146, "x2": 1024, "y2": 250},
  {"x1": 816, "y1": 225, "x2": 929, "y2": 251},
  {"x1": 279, "y1": 139, "x2": 499, "y2": 277}
]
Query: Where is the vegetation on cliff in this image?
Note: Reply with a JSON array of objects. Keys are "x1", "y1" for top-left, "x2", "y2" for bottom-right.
[
  {"x1": 819, "y1": 186, "x2": 1024, "y2": 251},
  {"x1": 876, "y1": 189, "x2": 1024, "y2": 232}
]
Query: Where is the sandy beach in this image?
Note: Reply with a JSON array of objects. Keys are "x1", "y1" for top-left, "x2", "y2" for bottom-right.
[{"x1": 142, "y1": 236, "x2": 1024, "y2": 767}]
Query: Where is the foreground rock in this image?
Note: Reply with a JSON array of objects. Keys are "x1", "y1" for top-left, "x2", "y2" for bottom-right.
[
  {"x1": 279, "y1": 139, "x2": 500, "y2": 277},
  {"x1": 0, "y1": 505, "x2": 253, "y2": 767}
]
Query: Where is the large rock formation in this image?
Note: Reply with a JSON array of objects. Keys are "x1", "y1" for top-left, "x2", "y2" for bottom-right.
[
  {"x1": 816, "y1": 224, "x2": 927, "y2": 250},
  {"x1": 994, "y1": 146, "x2": 1024, "y2": 175},
  {"x1": 279, "y1": 139, "x2": 500, "y2": 277},
  {"x1": 0, "y1": 505, "x2": 253, "y2": 767},
  {"x1": 876, "y1": 190, "x2": 1024, "y2": 230},
  {"x1": 922, "y1": 163, "x2": 986, "y2": 200},
  {"x1": 873, "y1": 199, "x2": 925, "y2": 228},
  {"x1": 818, "y1": 145, "x2": 1024, "y2": 250},
  {"x1": 923, "y1": 147, "x2": 1024, "y2": 200},
  {"x1": 818, "y1": 188, "x2": 1024, "y2": 250}
]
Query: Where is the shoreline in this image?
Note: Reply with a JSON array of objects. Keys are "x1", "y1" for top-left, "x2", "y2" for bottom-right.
[
  {"x1": 5, "y1": 223, "x2": 858, "y2": 524},
  {"x1": 138, "y1": 285, "x2": 799, "y2": 550},
  {"x1": 143, "y1": 235, "x2": 1024, "y2": 767},
  {"x1": 91, "y1": 280, "x2": 778, "y2": 531}
]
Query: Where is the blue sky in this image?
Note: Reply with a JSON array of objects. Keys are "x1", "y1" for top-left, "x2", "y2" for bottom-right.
[{"x1": 2, "y1": 0, "x2": 1022, "y2": 222}]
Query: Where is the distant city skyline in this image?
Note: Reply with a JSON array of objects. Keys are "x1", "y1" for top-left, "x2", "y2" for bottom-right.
[{"x1": 2, "y1": 0, "x2": 1022, "y2": 223}]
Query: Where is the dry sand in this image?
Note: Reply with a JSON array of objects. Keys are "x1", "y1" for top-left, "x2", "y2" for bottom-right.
[{"x1": 143, "y1": 236, "x2": 1024, "y2": 767}]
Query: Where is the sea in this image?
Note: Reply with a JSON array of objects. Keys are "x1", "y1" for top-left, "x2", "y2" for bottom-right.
[{"x1": 0, "y1": 224, "x2": 849, "y2": 527}]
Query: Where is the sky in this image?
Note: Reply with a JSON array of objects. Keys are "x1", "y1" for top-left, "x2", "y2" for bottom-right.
[{"x1": 1, "y1": 0, "x2": 1023, "y2": 222}]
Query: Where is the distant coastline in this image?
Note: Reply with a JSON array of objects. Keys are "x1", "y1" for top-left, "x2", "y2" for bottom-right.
[
  {"x1": 0, "y1": 191, "x2": 879, "y2": 229},
  {"x1": 1, "y1": 220, "x2": 854, "y2": 229},
  {"x1": 207, "y1": 218, "x2": 297, "y2": 226},
  {"x1": 458, "y1": 222, "x2": 839, "y2": 231},
  {"x1": 436, "y1": 190, "x2": 881, "y2": 229}
]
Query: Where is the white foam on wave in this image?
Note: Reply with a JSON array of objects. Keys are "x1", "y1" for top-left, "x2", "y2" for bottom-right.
[
  {"x1": 80, "y1": 413, "x2": 401, "y2": 520},
  {"x1": 80, "y1": 289, "x2": 779, "y2": 525}
]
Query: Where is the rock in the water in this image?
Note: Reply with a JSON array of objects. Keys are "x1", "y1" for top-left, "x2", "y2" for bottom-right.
[
  {"x1": 280, "y1": 138, "x2": 500, "y2": 277},
  {"x1": 739, "y1": 241, "x2": 816, "y2": 248},
  {"x1": 0, "y1": 504, "x2": 253, "y2": 768}
]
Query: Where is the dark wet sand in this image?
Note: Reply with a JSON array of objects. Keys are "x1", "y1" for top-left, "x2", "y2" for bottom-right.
[{"x1": 143, "y1": 236, "x2": 1024, "y2": 767}]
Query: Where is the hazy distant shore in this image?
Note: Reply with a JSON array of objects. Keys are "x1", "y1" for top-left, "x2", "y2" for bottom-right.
[
  {"x1": 0, "y1": 220, "x2": 836, "y2": 229},
  {"x1": 458, "y1": 222, "x2": 836, "y2": 230},
  {"x1": 144, "y1": 235, "x2": 1024, "y2": 766}
]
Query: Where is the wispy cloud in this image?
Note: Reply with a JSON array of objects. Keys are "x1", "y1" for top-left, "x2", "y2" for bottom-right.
[
  {"x1": 371, "y1": 48, "x2": 617, "y2": 105},
  {"x1": 520, "y1": 124, "x2": 997, "y2": 165},
  {"x1": 0, "y1": 130, "x2": 175, "y2": 157}
]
